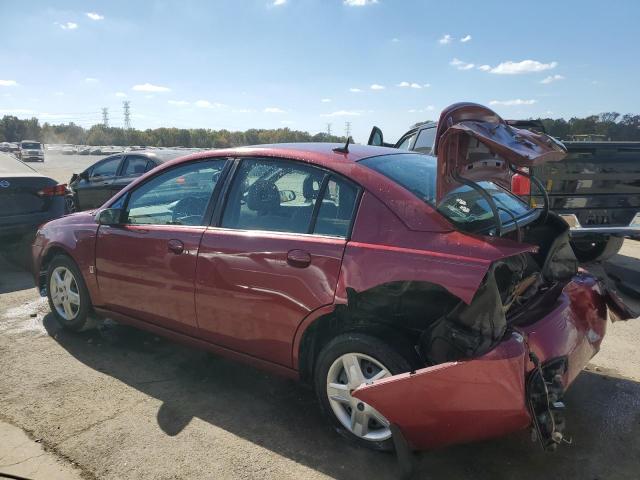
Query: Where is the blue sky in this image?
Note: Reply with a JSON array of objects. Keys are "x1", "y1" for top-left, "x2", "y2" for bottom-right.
[{"x1": 1, "y1": 0, "x2": 639, "y2": 142}]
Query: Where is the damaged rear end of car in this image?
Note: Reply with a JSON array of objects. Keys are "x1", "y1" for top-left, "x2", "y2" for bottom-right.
[{"x1": 334, "y1": 103, "x2": 635, "y2": 452}]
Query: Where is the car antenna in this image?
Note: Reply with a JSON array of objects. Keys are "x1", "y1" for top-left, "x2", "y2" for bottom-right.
[{"x1": 333, "y1": 136, "x2": 352, "y2": 154}]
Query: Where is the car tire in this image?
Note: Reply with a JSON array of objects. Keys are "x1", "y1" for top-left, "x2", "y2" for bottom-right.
[
  {"x1": 314, "y1": 332, "x2": 417, "y2": 451},
  {"x1": 46, "y1": 255, "x2": 92, "y2": 331},
  {"x1": 571, "y1": 236, "x2": 624, "y2": 263}
]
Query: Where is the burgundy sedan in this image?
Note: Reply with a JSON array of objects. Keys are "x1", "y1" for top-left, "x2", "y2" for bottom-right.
[{"x1": 32, "y1": 103, "x2": 632, "y2": 453}]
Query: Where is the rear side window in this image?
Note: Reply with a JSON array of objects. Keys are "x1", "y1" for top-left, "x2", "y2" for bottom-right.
[
  {"x1": 396, "y1": 134, "x2": 415, "y2": 150},
  {"x1": 221, "y1": 158, "x2": 322, "y2": 234},
  {"x1": 122, "y1": 155, "x2": 151, "y2": 176},
  {"x1": 314, "y1": 177, "x2": 358, "y2": 237}
]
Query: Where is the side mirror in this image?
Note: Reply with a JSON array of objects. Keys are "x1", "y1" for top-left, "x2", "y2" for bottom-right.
[
  {"x1": 79, "y1": 171, "x2": 89, "y2": 180},
  {"x1": 96, "y1": 208, "x2": 125, "y2": 225},
  {"x1": 279, "y1": 189, "x2": 296, "y2": 203},
  {"x1": 368, "y1": 126, "x2": 384, "y2": 146}
]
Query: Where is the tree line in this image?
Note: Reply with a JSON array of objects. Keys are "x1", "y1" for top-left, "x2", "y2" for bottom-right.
[
  {"x1": 0, "y1": 116, "x2": 346, "y2": 147},
  {"x1": 2, "y1": 111, "x2": 640, "y2": 147}
]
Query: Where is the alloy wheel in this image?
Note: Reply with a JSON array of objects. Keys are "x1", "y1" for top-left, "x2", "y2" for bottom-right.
[
  {"x1": 326, "y1": 352, "x2": 392, "y2": 441},
  {"x1": 49, "y1": 266, "x2": 81, "y2": 321}
]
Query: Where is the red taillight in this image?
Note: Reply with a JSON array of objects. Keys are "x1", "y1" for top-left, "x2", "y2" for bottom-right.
[
  {"x1": 511, "y1": 174, "x2": 531, "y2": 196},
  {"x1": 37, "y1": 184, "x2": 67, "y2": 197}
]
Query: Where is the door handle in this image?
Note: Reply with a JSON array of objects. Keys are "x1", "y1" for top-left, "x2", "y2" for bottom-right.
[
  {"x1": 287, "y1": 249, "x2": 311, "y2": 268},
  {"x1": 168, "y1": 239, "x2": 185, "y2": 254}
]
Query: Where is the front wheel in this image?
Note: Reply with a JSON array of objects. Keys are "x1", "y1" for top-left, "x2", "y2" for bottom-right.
[
  {"x1": 571, "y1": 236, "x2": 624, "y2": 263},
  {"x1": 314, "y1": 332, "x2": 416, "y2": 451},
  {"x1": 46, "y1": 255, "x2": 92, "y2": 331}
]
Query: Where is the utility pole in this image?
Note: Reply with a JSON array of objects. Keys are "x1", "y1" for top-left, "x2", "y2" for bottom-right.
[
  {"x1": 326, "y1": 123, "x2": 332, "y2": 137},
  {"x1": 101, "y1": 107, "x2": 109, "y2": 128},
  {"x1": 123, "y1": 101, "x2": 131, "y2": 130},
  {"x1": 345, "y1": 121, "x2": 351, "y2": 138}
]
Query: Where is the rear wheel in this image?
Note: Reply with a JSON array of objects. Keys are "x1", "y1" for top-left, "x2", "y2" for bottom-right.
[
  {"x1": 571, "y1": 236, "x2": 624, "y2": 263},
  {"x1": 314, "y1": 332, "x2": 416, "y2": 451},
  {"x1": 46, "y1": 255, "x2": 91, "y2": 331}
]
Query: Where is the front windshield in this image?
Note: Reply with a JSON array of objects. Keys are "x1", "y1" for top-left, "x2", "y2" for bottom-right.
[
  {"x1": 360, "y1": 153, "x2": 534, "y2": 233},
  {"x1": 21, "y1": 142, "x2": 41, "y2": 149}
]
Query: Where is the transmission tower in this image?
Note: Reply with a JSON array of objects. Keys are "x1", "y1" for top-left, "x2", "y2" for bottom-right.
[
  {"x1": 101, "y1": 107, "x2": 109, "y2": 128},
  {"x1": 345, "y1": 121, "x2": 352, "y2": 138},
  {"x1": 326, "y1": 123, "x2": 332, "y2": 137},
  {"x1": 123, "y1": 101, "x2": 131, "y2": 130}
]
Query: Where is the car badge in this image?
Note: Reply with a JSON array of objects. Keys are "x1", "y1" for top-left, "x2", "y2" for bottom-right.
[{"x1": 0, "y1": 180, "x2": 10, "y2": 188}]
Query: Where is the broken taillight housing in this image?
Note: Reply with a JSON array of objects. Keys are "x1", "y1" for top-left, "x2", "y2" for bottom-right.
[
  {"x1": 511, "y1": 174, "x2": 531, "y2": 196},
  {"x1": 37, "y1": 184, "x2": 68, "y2": 196}
]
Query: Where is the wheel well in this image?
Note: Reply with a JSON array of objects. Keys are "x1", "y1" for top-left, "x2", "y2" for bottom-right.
[
  {"x1": 298, "y1": 281, "x2": 460, "y2": 385},
  {"x1": 38, "y1": 247, "x2": 70, "y2": 291}
]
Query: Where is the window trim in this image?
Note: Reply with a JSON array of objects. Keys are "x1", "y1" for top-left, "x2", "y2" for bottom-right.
[
  {"x1": 89, "y1": 155, "x2": 123, "y2": 180},
  {"x1": 213, "y1": 156, "x2": 363, "y2": 240},
  {"x1": 116, "y1": 157, "x2": 233, "y2": 227}
]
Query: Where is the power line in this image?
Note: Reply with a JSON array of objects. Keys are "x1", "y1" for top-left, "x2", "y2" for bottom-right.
[
  {"x1": 123, "y1": 101, "x2": 131, "y2": 130},
  {"x1": 101, "y1": 107, "x2": 109, "y2": 128}
]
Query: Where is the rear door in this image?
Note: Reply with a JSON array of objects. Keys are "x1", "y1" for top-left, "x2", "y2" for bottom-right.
[
  {"x1": 195, "y1": 157, "x2": 360, "y2": 367},
  {"x1": 76, "y1": 155, "x2": 123, "y2": 209}
]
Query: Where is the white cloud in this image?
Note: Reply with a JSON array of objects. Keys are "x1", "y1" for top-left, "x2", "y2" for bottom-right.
[
  {"x1": 349, "y1": 87, "x2": 362, "y2": 93},
  {"x1": 423, "y1": 83, "x2": 431, "y2": 88},
  {"x1": 370, "y1": 84, "x2": 385, "y2": 90},
  {"x1": 489, "y1": 60, "x2": 558, "y2": 75},
  {"x1": 280, "y1": 120, "x2": 294, "y2": 125},
  {"x1": 0, "y1": 80, "x2": 18, "y2": 87},
  {"x1": 321, "y1": 98, "x2": 332, "y2": 103},
  {"x1": 438, "y1": 34, "x2": 452, "y2": 44},
  {"x1": 264, "y1": 107, "x2": 285, "y2": 113},
  {"x1": 195, "y1": 100, "x2": 225, "y2": 108},
  {"x1": 115, "y1": 92, "x2": 127, "y2": 98},
  {"x1": 489, "y1": 99, "x2": 537, "y2": 106},
  {"x1": 86, "y1": 12, "x2": 104, "y2": 20},
  {"x1": 450, "y1": 58, "x2": 475, "y2": 70},
  {"x1": 54, "y1": 91, "x2": 64, "y2": 96},
  {"x1": 168, "y1": 100, "x2": 190, "y2": 106},
  {"x1": 540, "y1": 74, "x2": 565, "y2": 84},
  {"x1": 397, "y1": 81, "x2": 423, "y2": 89},
  {"x1": 132, "y1": 83, "x2": 171, "y2": 92},
  {"x1": 460, "y1": 35, "x2": 472, "y2": 43},
  {"x1": 0, "y1": 108, "x2": 35, "y2": 115},
  {"x1": 84, "y1": 77, "x2": 99, "y2": 83},
  {"x1": 233, "y1": 108, "x2": 256, "y2": 113},
  {"x1": 391, "y1": 38, "x2": 400, "y2": 43},
  {"x1": 58, "y1": 22, "x2": 78, "y2": 30},
  {"x1": 320, "y1": 110, "x2": 362, "y2": 117},
  {"x1": 477, "y1": 64, "x2": 491, "y2": 71},
  {"x1": 344, "y1": 0, "x2": 378, "y2": 6},
  {"x1": 271, "y1": 0, "x2": 287, "y2": 6}
]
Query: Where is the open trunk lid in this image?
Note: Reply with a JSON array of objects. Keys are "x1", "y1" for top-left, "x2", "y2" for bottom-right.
[{"x1": 434, "y1": 102, "x2": 568, "y2": 202}]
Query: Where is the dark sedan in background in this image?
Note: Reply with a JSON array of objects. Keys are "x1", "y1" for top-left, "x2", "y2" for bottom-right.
[
  {"x1": 0, "y1": 152, "x2": 66, "y2": 265},
  {"x1": 67, "y1": 149, "x2": 185, "y2": 211}
]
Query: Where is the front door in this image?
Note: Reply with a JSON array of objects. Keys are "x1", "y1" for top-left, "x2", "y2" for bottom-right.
[
  {"x1": 195, "y1": 157, "x2": 360, "y2": 367},
  {"x1": 77, "y1": 155, "x2": 123, "y2": 209},
  {"x1": 95, "y1": 158, "x2": 229, "y2": 333}
]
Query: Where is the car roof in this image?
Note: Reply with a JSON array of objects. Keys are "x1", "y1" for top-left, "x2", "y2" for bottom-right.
[
  {"x1": 176, "y1": 142, "x2": 403, "y2": 167},
  {"x1": 127, "y1": 149, "x2": 187, "y2": 163}
]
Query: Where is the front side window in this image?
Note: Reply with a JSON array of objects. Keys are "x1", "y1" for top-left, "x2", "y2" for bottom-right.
[
  {"x1": 221, "y1": 158, "x2": 325, "y2": 234},
  {"x1": 413, "y1": 128, "x2": 436, "y2": 154},
  {"x1": 126, "y1": 159, "x2": 226, "y2": 226},
  {"x1": 91, "y1": 156, "x2": 122, "y2": 179}
]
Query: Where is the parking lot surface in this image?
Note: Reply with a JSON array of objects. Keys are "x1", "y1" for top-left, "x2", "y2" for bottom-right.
[{"x1": 1, "y1": 153, "x2": 639, "y2": 479}]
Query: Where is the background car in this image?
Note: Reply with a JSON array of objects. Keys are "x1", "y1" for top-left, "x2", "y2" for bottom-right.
[
  {"x1": 66, "y1": 149, "x2": 185, "y2": 211},
  {"x1": 19, "y1": 140, "x2": 45, "y2": 162},
  {"x1": 0, "y1": 151, "x2": 66, "y2": 266}
]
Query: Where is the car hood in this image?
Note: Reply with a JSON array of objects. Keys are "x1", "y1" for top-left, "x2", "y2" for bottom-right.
[{"x1": 433, "y1": 102, "x2": 567, "y2": 202}]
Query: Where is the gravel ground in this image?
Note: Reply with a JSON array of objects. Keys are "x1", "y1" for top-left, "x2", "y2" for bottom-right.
[{"x1": 1, "y1": 153, "x2": 639, "y2": 480}]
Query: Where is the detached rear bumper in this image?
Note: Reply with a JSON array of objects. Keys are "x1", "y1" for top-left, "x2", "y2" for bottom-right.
[{"x1": 352, "y1": 273, "x2": 623, "y2": 451}]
